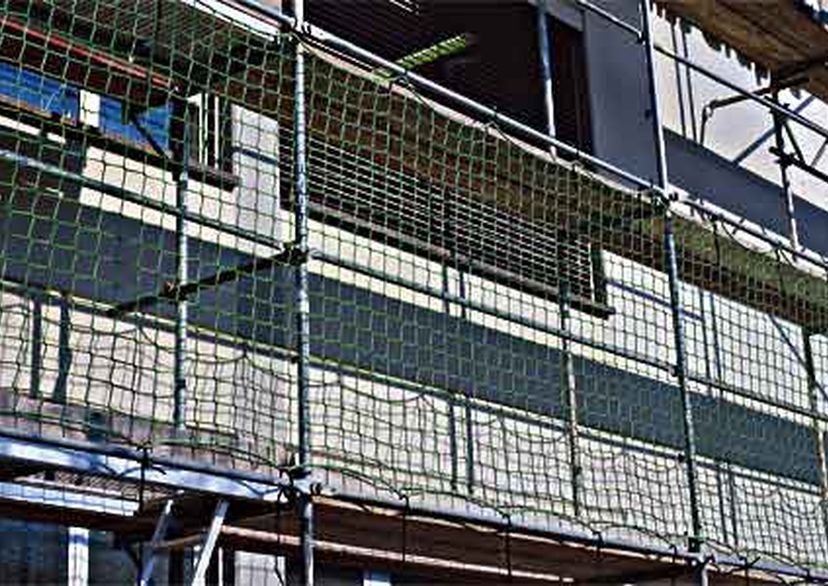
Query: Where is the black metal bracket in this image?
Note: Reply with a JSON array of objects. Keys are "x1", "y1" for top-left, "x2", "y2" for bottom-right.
[
  {"x1": 127, "y1": 107, "x2": 171, "y2": 162},
  {"x1": 772, "y1": 146, "x2": 828, "y2": 186},
  {"x1": 107, "y1": 244, "x2": 307, "y2": 318}
]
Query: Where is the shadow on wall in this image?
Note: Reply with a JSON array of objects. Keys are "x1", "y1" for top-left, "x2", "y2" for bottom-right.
[
  {"x1": 0, "y1": 185, "x2": 823, "y2": 485},
  {"x1": 665, "y1": 130, "x2": 828, "y2": 256}
]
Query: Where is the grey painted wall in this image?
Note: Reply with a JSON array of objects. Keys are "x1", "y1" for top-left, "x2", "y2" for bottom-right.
[
  {"x1": 666, "y1": 129, "x2": 828, "y2": 256},
  {"x1": 583, "y1": 0, "x2": 659, "y2": 185}
]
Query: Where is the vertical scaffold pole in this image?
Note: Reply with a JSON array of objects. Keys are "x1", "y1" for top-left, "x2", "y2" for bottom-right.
[
  {"x1": 559, "y1": 282, "x2": 582, "y2": 517},
  {"x1": 771, "y1": 93, "x2": 800, "y2": 250},
  {"x1": 443, "y1": 253, "x2": 475, "y2": 493},
  {"x1": 293, "y1": 1, "x2": 314, "y2": 584},
  {"x1": 536, "y1": 0, "x2": 556, "y2": 153},
  {"x1": 640, "y1": 0, "x2": 704, "y2": 556},
  {"x1": 773, "y1": 96, "x2": 828, "y2": 545},
  {"x1": 803, "y1": 331, "x2": 828, "y2": 545},
  {"x1": 173, "y1": 101, "x2": 191, "y2": 431}
]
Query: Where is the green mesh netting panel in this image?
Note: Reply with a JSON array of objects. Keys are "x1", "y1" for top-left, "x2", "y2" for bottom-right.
[{"x1": 0, "y1": 0, "x2": 828, "y2": 575}]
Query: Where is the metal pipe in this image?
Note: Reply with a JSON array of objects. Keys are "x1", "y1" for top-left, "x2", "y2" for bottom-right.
[
  {"x1": 558, "y1": 0, "x2": 828, "y2": 145},
  {"x1": 214, "y1": 0, "x2": 828, "y2": 156},
  {"x1": 229, "y1": 0, "x2": 828, "y2": 276},
  {"x1": 775, "y1": 100, "x2": 828, "y2": 548},
  {"x1": 572, "y1": 0, "x2": 643, "y2": 39},
  {"x1": 173, "y1": 103, "x2": 191, "y2": 432},
  {"x1": 453, "y1": 248, "x2": 476, "y2": 494},
  {"x1": 54, "y1": 292, "x2": 71, "y2": 404},
  {"x1": 641, "y1": 0, "x2": 703, "y2": 554},
  {"x1": 464, "y1": 396, "x2": 475, "y2": 494},
  {"x1": 10, "y1": 131, "x2": 827, "y2": 282},
  {"x1": 680, "y1": 25, "x2": 699, "y2": 142},
  {"x1": 292, "y1": 0, "x2": 314, "y2": 582},
  {"x1": 0, "y1": 424, "x2": 290, "y2": 493},
  {"x1": 10, "y1": 0, "x2": 828, "y2": 578},
  {"x1": 191, "y1": 500, "x2": 229, "y2": 585},
  {"x1": 703, "y1": 76, "x2": 808, "y2": 118},
  {"x1": 802, "y1": 331, "x2": 828, "y2": 541},
  {"x1": 536, "y1": 0, "x2": 556, "y2": 149},
  {"x1": 681, "y1": 197, "x2": 828, "y2": 272},
  {"x1": 440, "y1": 263, "x2": 460, "y2": 492},
  {"x1": 331, "y1": 487, "x2": 828, "y2": 583},
  {"x1": 30, "y1": 294, "x2": 42, "y2": 399},
  {"x1": 656, "y1": 43, "x2": 828, "y2": 144},
  {"x1": 0, "y1": 148, "x2": 284, "y2": 253},
  {"x1": 1, "y1": 414, "x2": 824, "y2": 584},
  {"x1": 558, "y1": 282, "x2": 582, "y2": 517},
  {"x1": 316, "y1": 249, "x2": 828, "y2": 424},
  {"x1": 313, "y1": 32, "x2": 649, "y2": 188},
  {"x1": 803, "y1": 331, "x2": 828, "y2": 546},
  {"x1": 670, "y1": 22, "x2": 688, "y2": 139},
  {"x1": 771, "y1": 94, "x2": 801, "y2": 249},
  {"x1": 314, "y1": 250, "x2": 671, "y2": 374},
  {"x1": 641, "y1": 0, "x2": 668, "y2": 188},
  {"x1": 695, "y1": 560, "x2": 709, "y2": 586},
  {"x1": 699, "y1": 289, "x2": 732, "y2": 546},
  {"x1": 447, "y1": 397, "x2": 459, "y2": 492},
  {"x1": 705, "y1": 286, "x2": 741, "y2": 548},
  {"x1": 138, "y1": 498, "x2": 174, "y2": 586},
  {"x1": 664, "y1": 213, "x2": 704, "y2": 553},
  {"x1": 772, "y1": 145, "x2": 828, "y2": 197}
]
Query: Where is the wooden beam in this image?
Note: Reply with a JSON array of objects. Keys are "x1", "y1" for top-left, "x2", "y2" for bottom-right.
[{"x1": 656, "y1": 0, "x2": 828, "y2": 103}]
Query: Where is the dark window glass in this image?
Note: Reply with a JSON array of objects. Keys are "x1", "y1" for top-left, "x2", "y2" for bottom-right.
[
  {"x1": 305, "y1": 1, "x2": 593, "y2": 151},
  {"x1": 550, "y1": 19, "x2": 593, "y2": 153},
  {"x1": 303, "y1": 1, "x2": 604, "y2": 312}
]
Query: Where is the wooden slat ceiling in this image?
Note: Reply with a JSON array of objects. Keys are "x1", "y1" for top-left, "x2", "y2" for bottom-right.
[{"x1": 657, "y1": 0, "x2": 828, "y2": 100}]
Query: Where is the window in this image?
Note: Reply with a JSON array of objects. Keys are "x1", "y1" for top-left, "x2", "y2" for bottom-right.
[
  {"x1": 303, "y1": 0, "x2": 605, "y2": 313},
  {"x1": 97, "y1": 94, "x2": 232, "y2": 171},
  {"x1": 308, "y1": 138, "x2": 607, "y2": 312},
  {"x1": 0, "y1": 61, "x2": 79, "y2": 119},
  {"x1": 305, "y1": 0, "x2": 593, "y2": 152},
  {"x1": 0, "y1": 61, "x2": 234, "y2": 175},
  {"x1": 98, "y1": 97, "x2": 172, "y2": 151},
  {"x1": 187, "y1": 93, "x2": 234, "y2": 173},
  {"x1": 549, "y1": 18, "x2": 593, "y2": 153}
]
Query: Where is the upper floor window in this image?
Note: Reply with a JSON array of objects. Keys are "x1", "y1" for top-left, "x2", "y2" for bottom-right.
[
  {"x1": 98, "y1": 97, "x2": 172, "y2": 152},
  {"x1": 301, "y1": 1, "x2": 605, "y2": 313},
  {"x1": 303, "y1": 0, "x2": 592, "y2": 152},
  {"x1": 0, "y1": 61, "x2": 233, "y2": 174},
  {"x1": 0, "y1": 61, "x2": 79, "y2": 120}
]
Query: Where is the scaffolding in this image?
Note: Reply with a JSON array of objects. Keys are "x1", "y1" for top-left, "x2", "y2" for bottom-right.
[{"x1": 2, "y1": 0, "x2": 828, "y2": 583}]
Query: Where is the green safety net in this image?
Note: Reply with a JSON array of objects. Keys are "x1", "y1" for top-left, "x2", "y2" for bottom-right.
[{"x1": 0, "y1": 0, "x2": 827, "y2": 577}]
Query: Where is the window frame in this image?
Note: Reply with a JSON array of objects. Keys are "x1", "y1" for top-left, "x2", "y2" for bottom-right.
[
  {"x1": 301, "y1": 0, "x2": 609, "y2": 316},
  {"x1": 0, "y1": 60, "x2": 239, "y2": 190}
]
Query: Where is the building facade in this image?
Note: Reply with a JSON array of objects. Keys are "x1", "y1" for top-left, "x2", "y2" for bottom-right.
[{"x1": 1, "y1": 0, "x2": 828, "y2": 584}]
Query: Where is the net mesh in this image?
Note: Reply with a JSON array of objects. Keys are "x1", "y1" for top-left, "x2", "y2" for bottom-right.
[{"x1": 0, "y1": 0, "x2": 828, "y2": 578}]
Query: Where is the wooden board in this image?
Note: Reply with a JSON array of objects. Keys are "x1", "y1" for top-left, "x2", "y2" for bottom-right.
[{"x1": 658, "y1": 0, "x2": 828, "y2": 99}]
